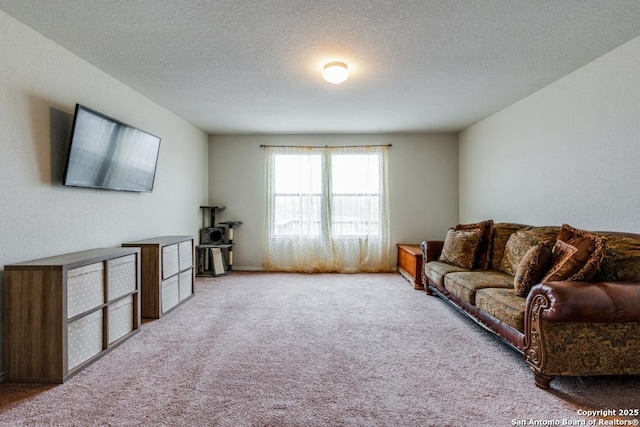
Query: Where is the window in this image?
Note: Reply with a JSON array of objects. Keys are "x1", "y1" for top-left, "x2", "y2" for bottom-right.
[
  {"x1": 273, "y1": 152, "x2": 322, "y2": 237},
  {"x1": 264, "y1": 145, "x2": 391, "y2": 273},
  {"x1": 330, "y1": 153, "x2": 382, "y2": 237}
]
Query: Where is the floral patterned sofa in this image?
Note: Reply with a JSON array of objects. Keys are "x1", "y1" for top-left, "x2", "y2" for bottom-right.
[{"x1": 421, "y1": 221, "x2": 640, "y2": 389}]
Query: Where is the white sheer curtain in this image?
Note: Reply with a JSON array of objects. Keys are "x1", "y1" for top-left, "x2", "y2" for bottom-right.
[{"x1": 263, "y1": 145, "x2": 392, "y2": 273}]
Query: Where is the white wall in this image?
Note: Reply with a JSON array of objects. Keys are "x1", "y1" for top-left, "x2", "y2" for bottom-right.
[
  {"x1": 0, "y1": 12, "x2": 209, "y2": 374},
  {"x1": 208, "y1": 133, "x2": 459, "y2": 270},
  {"x1": 459, "y1": 35, "x2": 640, "y2": 232}
]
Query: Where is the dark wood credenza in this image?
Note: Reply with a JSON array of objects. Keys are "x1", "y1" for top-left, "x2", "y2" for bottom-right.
[
  {"x1": 122, "y1": 235, "x2": 194, "y2": 319},
  {"x1": 396, "y1": 244, "x2": 424, "y2": 290},
  {"x1": 4, "y1": 247, "x2": 142, "y2": 383}
]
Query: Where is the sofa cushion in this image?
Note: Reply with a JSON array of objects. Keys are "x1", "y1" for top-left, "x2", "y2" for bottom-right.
[
  {"x1": 444, "y1": 271, "x2": 514, "y2": 305},
  {"x1": 488, "y1": 223, "x2": 527, "y2": 270},
  {"x1": 500, "y1": 226, "x2": 560, "y2": 276},
  {"x1": 423, "y1": 261, "x2": 469, "y2": 288},
  {"x1": 542, "y1": 224, "x2": 607, "y2": 282},
  {"x1": 454, "y1": 219, "x2": 494, "y2": 270},
  {"x1": 439, "y1": 228, "x2": 483, "y2": 269},
  {"x1": 513, "y1": 242, "x2": 553, "y2": 297},
  {"x1": 591, "y1": 233, "x2": 640, "y2": 282},
  {"x1": 475, "y1": 288, "x2": 526, "y2": 332}
]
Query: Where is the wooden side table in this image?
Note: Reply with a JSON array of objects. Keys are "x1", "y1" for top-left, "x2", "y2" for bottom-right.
[{"x1": 397, "y1": 244, "x2": 424, "y2": 290}]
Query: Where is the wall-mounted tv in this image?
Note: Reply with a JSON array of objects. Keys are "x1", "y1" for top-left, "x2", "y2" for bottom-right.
[{"x1": 63, "y1": 104, "x2": 161, "y2": 192}]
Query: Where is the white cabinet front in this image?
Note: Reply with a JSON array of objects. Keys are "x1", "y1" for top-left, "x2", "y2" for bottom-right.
[
  {"x1": 161, "y1": 275, "x2": 180, "y2": 313},
  {"x1": 162, "y1": 244, "x2": 180, "y2": 279},
  {"x1": 108, "y1": 296, "x2": 134, "y2": 344},
  {"x1": 178, "y1": 241, "x2": 193, "y2": 271},
  {"x1": 67, "y1": 262, "x2": 104, "y2": 319},
  {"x1": 179, "y1": 269, "x2": 193, "y2": 301},
  {"x1": 68, "y1": 309, "x2": 103, "y2": 370},
  {"x1": 107, "y1": 254, "x2": 137, "y2": 301}
]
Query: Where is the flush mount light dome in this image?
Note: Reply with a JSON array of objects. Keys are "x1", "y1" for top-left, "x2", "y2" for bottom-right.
[{"x1": 323, "y1": 61, "x2": 349, "y2": 84}]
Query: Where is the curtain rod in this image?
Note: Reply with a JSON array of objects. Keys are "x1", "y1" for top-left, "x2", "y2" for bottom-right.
[{"x1": 259, "y1": 144, "x2": 392, "y2": 148}]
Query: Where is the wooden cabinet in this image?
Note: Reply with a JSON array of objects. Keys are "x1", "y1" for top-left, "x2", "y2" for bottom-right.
[
  {"x1": 4, "y1": 247, "x2": 141, "y2": 383},
  {"x1": 122, "y1": 236, "x2": 194, "y2": 319},
  {"x1": 397, "y1": 244, "x2": 424, "y2": 290}
]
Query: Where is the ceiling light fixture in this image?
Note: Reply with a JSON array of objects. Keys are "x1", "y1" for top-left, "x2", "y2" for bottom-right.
[{"x1": 323, "y1": 61, "x2": 349, "y2": 84}]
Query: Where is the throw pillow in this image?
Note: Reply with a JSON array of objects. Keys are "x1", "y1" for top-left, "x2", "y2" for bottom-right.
[
  {"x1": 500, "y1": 226, "x2": 561, "y2": 276},
  {"x1": 438, "y1": 228, "x2": 483, "y2": 269},
  {"x1": 454, "y1": 219, "x2": 494, "y2": 270},
  {"x1": 592, "y1": 232, "x2": 640, "y2": 282},
  {"x1": 488, "y1": 223, "x2": 526, "y2": 270},
  {"x1": 542, "y1": 224, "x2": 607, "y2": 282},
  {"x1": 513, "y1": 241, "x2": 553, "y2": 297}
]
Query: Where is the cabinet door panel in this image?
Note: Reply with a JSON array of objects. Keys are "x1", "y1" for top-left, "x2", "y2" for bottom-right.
[
  {"x1": 178, "y1": 240, "x2": 193, "y2": 271},
  {"x1": 108, "y1": 296, "x2": 134, "y2": 344},
  {"x1": 161, "y1": 276, "x2": 179, "y2": 314},
  {"x1": 179, "y1": 269, "x2": 193, "y2": 301},
  {"x1": 67, "y1": 262, "x2": 104, "y2": 318},
  {"x1": 162, "y1": 244, "x2": 179, "y2": 279},
  {"x1": 107, "y1": 254, "x2": 137, "y2": 301},
  {"x1": 68, "y1": 309, "x2": 103, "y2": 370}
]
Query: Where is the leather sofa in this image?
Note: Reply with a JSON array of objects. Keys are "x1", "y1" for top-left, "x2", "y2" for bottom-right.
[{"x1": 421, "y1": 221, "x2": 640, "y2": 389}]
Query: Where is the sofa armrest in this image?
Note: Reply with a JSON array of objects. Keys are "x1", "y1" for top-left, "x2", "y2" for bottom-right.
[
  {"x1": 524, "y1": 280, "x2": 640, "y2": 388},
  {"x1": 527, "y1": 281, "x2": 640, "y2": 323},
  {"x1": 420, "y1": 240, "x2": 444, "y2": 263}
]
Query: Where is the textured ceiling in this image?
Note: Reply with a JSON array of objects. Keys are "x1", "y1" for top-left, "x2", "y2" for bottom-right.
[{"x1": 3, "y1": 1, "x2": 640, "y2": 134}]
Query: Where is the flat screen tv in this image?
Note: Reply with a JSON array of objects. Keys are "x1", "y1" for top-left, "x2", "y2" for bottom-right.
[{"x1": 63, "y1": 104, "x2": 161, "y2": 192}]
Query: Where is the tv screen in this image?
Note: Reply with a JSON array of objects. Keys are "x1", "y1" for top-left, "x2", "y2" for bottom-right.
[{"x1": 63, "y1": 104, "x2": 161, "y2": 192}]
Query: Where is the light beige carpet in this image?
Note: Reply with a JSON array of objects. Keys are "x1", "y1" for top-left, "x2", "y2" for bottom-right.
[{"x1": 0, "y1": 272, "x2": 637, "y2": 426}]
